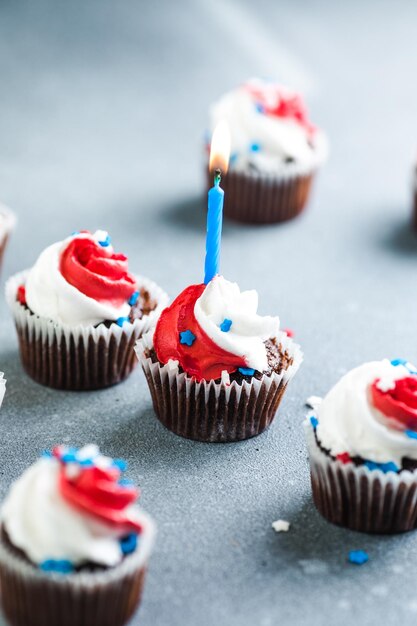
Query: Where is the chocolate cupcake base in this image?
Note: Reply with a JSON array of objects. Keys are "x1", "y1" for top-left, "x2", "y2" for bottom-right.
[
  {"x1": 6, "y1": 271, "x2": 169, "y2": 391},
  {"x1": 0, "y1": 515, "x2": 155, "y2": 626},
  {"x1": 208, "y1": 169, "x2": 315, "y2": 224},
  {"x1": 136, "y1": 330, "x2": 302, "y2": 443},
  {"x1": 305, "y1": 421, "x2": 417, "y2": 534}
]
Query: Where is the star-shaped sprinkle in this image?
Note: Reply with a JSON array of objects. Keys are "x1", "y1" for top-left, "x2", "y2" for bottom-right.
[
  {"x1": 120, "y1": 533, "x2": 138, "y2": 555},
  {"x1": 40, "y1": 559, "x2": 74, "y2": 574},
  {"x1": 391, "y1": 358, "x2": 408, "y2": 367},
  {"x1": 405, "y1": 430, "x2": 417, "y2": 440},
  {"x1": 310, "y1": 416, "x2": 319, "y2": 429},
  {"x1": 116, "y1": 316, "x2": 130, "y2": 327},
  {"x1": 238, "y1": 367, "x2": 255, "y2": 376},
  {"x1": 220, "y1": 318, "x2": 232, "y2": 332},
  {"x1": 179, "y1": 330, "x2": 196, "y2": 347},
  {"x1": 336, "y1": 452, "x2": 351, "y2": 465},
  {"x1": 348, "y1": 550, "x2": 368, "y2": 565},
  {"x1": 250, "y1": 142, "x2": 261, "y2": 152},
  {"x1": 364, "y1": 460, "x2": 398, "y2": 474},
  {"x1": 272, "y1": 519, "x2": 290, "y2": 533},
  {"x1": 128, "y1": 291, "x2": 140, "y2": 306}
]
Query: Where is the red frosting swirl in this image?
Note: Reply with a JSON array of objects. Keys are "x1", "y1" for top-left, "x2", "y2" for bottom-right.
[
  {"x1": 60, "y1": 234, "x2": 136, "y2": 306},
  {"x1": 57, "y1": 460, "x2": 142, "y2": 534},
  {"x1": 370, "y1": 376, "x2": 417, "y2": 430},
  {"x1": 246, "y1": 82, "x2": 316, "y2": 136},
  {"x1": 154, "y1": 283, "x2": 246, "y2": 382}
]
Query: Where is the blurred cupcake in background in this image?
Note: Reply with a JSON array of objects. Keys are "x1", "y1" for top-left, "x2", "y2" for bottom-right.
[
  {"x1": 6, "y1": 230, "x2": 168, "y2": 390},
  {"x1": 0, "y1": 203, "x2": 16, "y2": 273},
  {"x1": 305, "y1": 359, "x2": 417, "y2": 534},
  {"x1": 207, "y1": 78, "x2": 328, "y2": 224},
  {"x1": 0, "y1": 444, "x2": 155, "y2": 626}
]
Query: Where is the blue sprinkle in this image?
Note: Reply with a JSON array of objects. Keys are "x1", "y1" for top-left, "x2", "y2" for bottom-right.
[
  {"x1": 128, "y1": 290, "x2": 140, "y2": 306},
  {"x1": 365, "y1": 460, "x2": 398, "y2": 474},
  {"x1": 250, "y1": 142, "x2": 261, "y2": 152},
  {"x1": 238, "y1": 367, "x2": 255, "y2": 376},
  {"x1": 78, "y1": 458, "x2": 94, "y2": 467},
  {"x1": 255, "y1": 103, "x2": 265, "y2": 113},
  {"x1": 220, "y1": 318, "x2": 232, "y2": 332},
  {"x1": 348, "y1": 550, "x2": 369, "y2": 565},
  {"x1": 120, "y1": 533, "x2": 138, "y2": 555},
  {"x1": 40, "y1": 559, "x2": 74, "y2": 574},
  {"x1": 98, "y1": 234, "x2": 111, "y2": 247},
  {"x1": 113, "y1": 458, "x2": 128, "y2": 472},
  {"x1": 116, "y1": 316, "x2": 130, "y2": 327},
  {"x1": 41, "y1": 450, "x2": 53, "y2": 459},
  {"x1": 391, "y1": 358, "x2": 408, "y2": 367},
  {"x1": 230, "y1": 152, "x2": 238, "y2": 165},
  {"x1": 405, "y1": 430, "x2": 417, "y2": 440},
  {"x1": 71, "y1": 230, "x2": 80, "y2": 236},
  {"x1": 118, "y1": 478, "x2": 134, "y2": 487},
  {"x1": 61, "y1": 451, "x2": 78, "y2": 464},
  {"x1": 179, "y1": 330, "x2": 196, "y2": 347},
  {"x1": 310, "y1": 416, "x2": 319, "y2": 429}
]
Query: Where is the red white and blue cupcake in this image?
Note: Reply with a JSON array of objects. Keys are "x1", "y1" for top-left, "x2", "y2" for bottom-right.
[
  {"x1": 0, "y1": 202, "x2": 16, "y2": 273},
  {"x1": 136, "y1": 275, "x2": 302, "y2": 442},
  {"x1": 6, "y1": 230, "x2": 168, "y2": 390},
  {"x1": 305, "y1": 359, "x2": 417, "y2": 533},
  {"x1": 207, "y1": 78, "x2": 328, "y2": 223},
  {"x1": 0, "y1": 444, "x2": 155, "y2": 626}
]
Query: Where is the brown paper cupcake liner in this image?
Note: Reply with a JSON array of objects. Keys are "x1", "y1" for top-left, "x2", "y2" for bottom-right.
[
  {"x1": 213, "y1": 169, "x2": 315, "y2": 224},
  {"x1": 0, "y1": 512, "x2": 155, "y2": 626},
  {"x1": 304, "y1": 420, "x2": 417, "y2": 534},
  {"x1": 135, "y1": 330, "x2": 302, "y2": 443},
  {"x1": 6, "y1": 271, "x2": 169, "y2": 391}
]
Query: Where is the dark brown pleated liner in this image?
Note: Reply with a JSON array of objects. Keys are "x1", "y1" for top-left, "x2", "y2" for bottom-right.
[
  {"x1": 15, "y1": 322, "x2": 139, "y2": 391},
  {"x1": 207, "y1": 170, "x2": 315, "y2": 224},
  {"x1": 308, "y1": 432, "x2": 417, "y2": 534},
  {"x1": 0, "y1": 556, "x2": 147, "y2": 626},
  {"x1": 143, "y1": 363, "x2": 289, "y2": 442}
]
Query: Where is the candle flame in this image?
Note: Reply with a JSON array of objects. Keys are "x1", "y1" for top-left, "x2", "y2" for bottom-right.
[{"x1": 209, "y1": 120, "x2": 231, "y2": 175}]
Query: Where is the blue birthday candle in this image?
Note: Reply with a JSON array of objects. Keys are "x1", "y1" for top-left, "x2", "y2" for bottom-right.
[{"x1": 204, "y1": 169, "x2": 224, "y2": 284}]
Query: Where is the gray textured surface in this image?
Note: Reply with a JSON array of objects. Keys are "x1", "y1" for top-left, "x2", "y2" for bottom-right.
[{"x1": 0, "y1": 0, "x2": 417, "y2": 624}]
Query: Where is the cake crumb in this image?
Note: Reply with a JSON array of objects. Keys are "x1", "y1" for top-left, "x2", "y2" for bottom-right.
[{"x1": 272, "y1": 519, "x2": 290, "y2": 533}]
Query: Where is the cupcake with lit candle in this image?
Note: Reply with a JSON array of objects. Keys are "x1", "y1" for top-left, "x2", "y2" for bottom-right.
[
  {"x1": 137, "y1": 123, "x2": 302, "y2": 442},
  {"x1": 305, "y1": 359, "x2": 417, "y2": 533},
  {"x1": 0, "y1": 203, "x2": 16, "y2": 273},
  {"x1": 0, "y1": 444, "x2": 155, "y2": 626},
  {"x1": 6, "y1": 230, "x2": 168, "y2": 390},
  {"x1": 207, "y1": 78, "x2": 328, "y2": 224}
]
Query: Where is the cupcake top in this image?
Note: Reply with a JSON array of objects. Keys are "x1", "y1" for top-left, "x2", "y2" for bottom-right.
[
  {"x1": 20, "y1": 230, "x2": 140, "y2": 327},
  {"x1": 1, "y1": 445, "x2": 153, "y2": 571},
  {"x1": 209, "y1": 78, "x2": 327, "y2": 174},
  {"x1": 312, "y1": 359, "x2": 417, "y2": 469},
  {"x1": 154, "y1": 275, "x2": 281, "y2": 382}
]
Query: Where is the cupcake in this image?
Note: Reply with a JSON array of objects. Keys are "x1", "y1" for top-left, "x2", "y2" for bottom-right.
[
  {"x1": 6, "y1": 230, "x2": 168, "y2": 390},
  {"x1": 0, "y1": 444, "x2": 155, "y2": 626},
  {"x1": 305, "y1": 359, "x2": 417, "y2": 534},
  {"x1": 207, "y1": 78, "x2": 328, "y2": 224},
  {"x1": 135, "y1": 275, "x2": 302, "y2": 442},
  {"x1": 0, "y1": 203, "x2": 16, "y2": 272}
]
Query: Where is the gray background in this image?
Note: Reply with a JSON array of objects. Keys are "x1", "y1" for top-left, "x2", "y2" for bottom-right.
[{"x1": 0, "y1": 0, "x2": 416, "y2": 624}]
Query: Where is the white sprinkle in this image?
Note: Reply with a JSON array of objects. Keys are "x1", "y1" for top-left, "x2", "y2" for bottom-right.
[
  {"x1": 167, "y1": 359, "x2": 179, "y2": 372},
  {"x1": 221, "y1": 370, "x2": 231, "y2": 385},
  {"x1": 272, "y1": 519, "x2": 290, "y2": 533},
  {"x1": 65, "y1": 463, "x2": 81, "y2": 480},
  {"x1": 306, "y1": 396, "x2": 322, "y2": 410},
  {"x1": 93, "y1": 229, "x2": 109, "y2": 243},
  {"x1": 77, "y1": 444, "x2": 99, "y2": 461}
]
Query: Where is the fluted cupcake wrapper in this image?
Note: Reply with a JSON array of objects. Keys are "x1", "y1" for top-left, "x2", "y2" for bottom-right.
[
  {"x1": 0, "y1": 512, "x2": 156, "y2": 626},
  {"x1": 304, "y1": 420, "x2": 417, "y2": 534},
  {"x1": 0, "y1": 204, "x2": 17, "y2": 272},
  {"x1": 135, "y1": 330, "x2": 302, "y2": 443},
  {"x1": 6, "y1": 271, "x2": 169, "y2": 391},
  {"x1": 0, "y1": 373, "x2": 5, "y2": 410}
]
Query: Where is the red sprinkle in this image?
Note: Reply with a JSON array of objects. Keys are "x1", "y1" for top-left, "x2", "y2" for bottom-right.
[
  {"x1": 283, "y1": 328, "x2": 295, "y2": 338},
  {"x1": 336, "y1": 452, "x2": 352, "y2": 464},
  {"x1": 17, "y1": 285, "x2": 26, "y2": 305}
]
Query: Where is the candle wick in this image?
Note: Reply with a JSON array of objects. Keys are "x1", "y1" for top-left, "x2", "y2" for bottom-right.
[{"x1": 214, "y1": 168, "x2": 222, "y2": 186}]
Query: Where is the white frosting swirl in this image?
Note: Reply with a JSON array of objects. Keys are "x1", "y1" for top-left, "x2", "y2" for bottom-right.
[
  {"x1": 194, "y1": 276, "x2": 280, "y2": 372},
  {"x1": 315, "y1": 360, "x2": 417, "y2": 466},
  {"x1": 25, "y1": 231, "x2": 131, "y2": 327},
  {"x1": 210, "y1": 78, "x2": 328, "y2": 174},
  {"x1": 1, "y1": 456, "x2": 142, "y2": 567}
]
